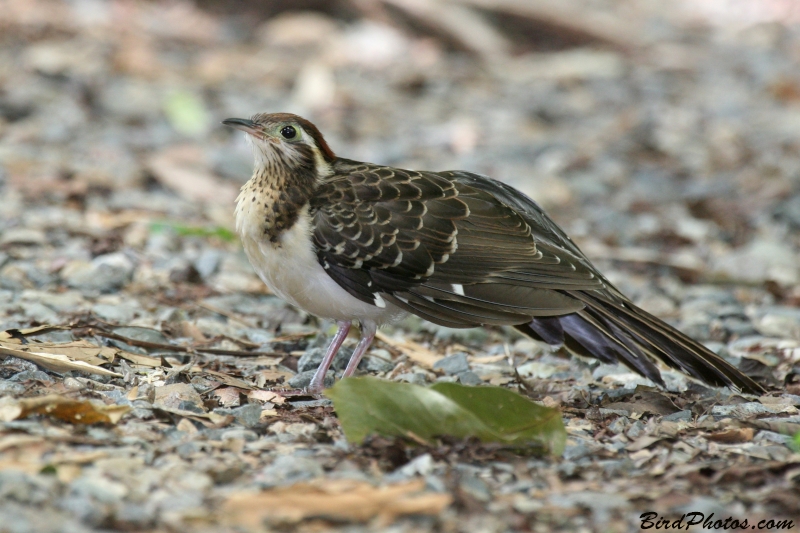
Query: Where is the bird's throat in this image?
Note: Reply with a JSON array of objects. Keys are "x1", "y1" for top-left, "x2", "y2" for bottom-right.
[{"x1": 235, "y1": 165, "x2": 317, "y2": 244}]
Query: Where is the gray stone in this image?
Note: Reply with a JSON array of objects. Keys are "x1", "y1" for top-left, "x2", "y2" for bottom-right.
[
  {"x1": 18, "y1": 302, "x2": 59, "y2": 323},
  {"x1": 458, "y1": 473, "x2": 491, "y2": 502},
  {"x1": 194, "y1": 248, "x2": 222, "y2": 279},
  {"x1": 364, "y1": 354, "x2": 395, "y2": 373},
  {"x1": 112, "y1": 326, "x2": 168, "y2": 345},
  {"x1": 719, "y1": 317, "x2": 758, "y2": 337},
  {"x1": 288, "y1": 399, "x2": 332, "y2": 408},
  {"x1": 711, "y1": 403, "x2": 783, "y2": 418},
  {"x1": 0, "y1": 228, "x2": 46, "y2": 246},
  {"x1": 220, "y1": 428, "x2": 259, "y2": 442},
  {"x1": 0, "y1": 501, "x2": 92, "y2": 533},
  {"x1": 214, "y1": 403, "x2": 262, "y2": 428},
  {"x1": 287, "y1": 370, "x2": 334, "y2": 389},
  {"x1": 457, "y1": 371, "x2": 483, "y2": 386},
  {"x1": 26, "y1": 290, "x2": 84, "y2": 312},
  {"x1": 92, "y1": 303, "x2": 136, "y2": 323},
  {"x1": 0, "y1": 470, "x2": 58, "y2": 504},
  {"x1": 396, "y1": 372, "x2": 428, "y2": 385},
  {"x1": 257, "y1": 455, "x2": 324, "y2": 487},
  {"x1": 662, "y1": 409, "x2": 692, "y2": 422},
  {"x1": 562, "y1": 440, "x2": 600, "y2": 461},
  {"x1": 711, "y1": 239, "x2": 799, "y2": 285},
  {"x1": 0, "y1": 380, "x2": 26, "y2": 394},
  {"x1": 296, "y1": 347, "x2": 325, "y2": 373},
  {"x1": 390, "y1": 453, "x2": 435, "y2": 479},
  {"x1": 548, "y1": 490, "x2": 630, "y2": 512},
  {"x1": 626, "y1": 420, "x2": 645, "y2": 439},
  {"x1": 607, "y1": 417, "x2": 628, "y2": 434},
  {"x1": 68, "y1": 476, "x2": 127, "y2": 505},
  {"x1": 115, "y1": 503, "x2": 153, "y2": 528},
  {"x1": 29, "y1": 329, "x2": 75, "y2": 344},
  {"x1": 11, "y1": 370, "x2": 53, "y2": 383},
  {"x1": 296, "y1": 345, "x2": 356, "y2": 373},
  {"x1": 433, "y1": 352, "x2": 469, "y2": 375},
  {"x1": 63, "y1": 253, "x2": 134, "y2": 293},
  {"x1": 0, "y1": 262, "x2": 55, "y2": 290}
]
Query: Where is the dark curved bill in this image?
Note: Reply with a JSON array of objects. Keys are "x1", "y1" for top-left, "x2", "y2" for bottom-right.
[{"x1": 222, "y1": 118, "x2": 259, "y2": 135}]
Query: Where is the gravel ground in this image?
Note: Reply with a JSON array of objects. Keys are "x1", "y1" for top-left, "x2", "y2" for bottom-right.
[{"x1": 1, "y1": 1, "x2": 799, "y2": 531}]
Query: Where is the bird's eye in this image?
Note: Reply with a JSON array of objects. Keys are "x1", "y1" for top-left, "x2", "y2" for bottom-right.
[{"x1": 280, "y1": 126, "x2": 297, "y2": 139}]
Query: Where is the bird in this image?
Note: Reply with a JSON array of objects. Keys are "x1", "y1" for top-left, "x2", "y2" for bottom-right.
[{"x1": 223, "y1": 112, "x2": 764, "y2": 396}]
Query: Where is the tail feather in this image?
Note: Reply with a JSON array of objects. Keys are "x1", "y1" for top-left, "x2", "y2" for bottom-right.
[{"x1": 517, "y1": 291, "x2": 764, "y2": 394}]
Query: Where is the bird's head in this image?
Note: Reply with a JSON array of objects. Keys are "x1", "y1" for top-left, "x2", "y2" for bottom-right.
[{"x1": 223, "y1": 112, "x2": 336, "y2": 177}]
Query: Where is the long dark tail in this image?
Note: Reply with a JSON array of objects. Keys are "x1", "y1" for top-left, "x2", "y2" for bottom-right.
[{"x1": 515, "y1": 291, "x2": 765, "y2": 394}]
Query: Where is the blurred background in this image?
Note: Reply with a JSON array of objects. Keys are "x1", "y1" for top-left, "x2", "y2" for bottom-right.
[
  {"x1": 1, "y1": 3, "x2": 800, "y2": 530},
  {"x1": 1, "y1": 0, "x2": 800, "y2": 337}
]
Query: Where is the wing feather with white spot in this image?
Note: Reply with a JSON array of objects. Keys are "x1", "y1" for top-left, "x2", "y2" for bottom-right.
[{"x1": 311, "y1": 159, "x2": 604, "y2": 326}]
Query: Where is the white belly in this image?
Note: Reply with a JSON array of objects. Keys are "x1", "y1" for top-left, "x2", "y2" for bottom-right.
[{"x1": 238, "y1": 206, "x2": 405, "y2": 324}]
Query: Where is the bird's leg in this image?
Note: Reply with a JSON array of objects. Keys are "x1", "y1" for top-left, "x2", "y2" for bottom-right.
[
  {"x1": 342, "y1": 320, "x2": 377, "y2": 378},
  {"x1": 308, "y1": 320, "x2": 351, "y2": 394}
]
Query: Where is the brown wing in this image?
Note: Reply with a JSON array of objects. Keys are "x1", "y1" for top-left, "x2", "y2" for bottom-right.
[{"x1": 311, "y1": 160, "x2": 603, "y2": 328}]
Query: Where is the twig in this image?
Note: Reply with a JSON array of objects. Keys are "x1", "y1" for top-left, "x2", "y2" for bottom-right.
[
  {"x1": 196, "y1": 302, "x2": 258, "y2": 329},
  {"x1": 83, "y1": 328, "x2": 287, "y2": 358},
  {"x1": 380, "y1": 0, "x2": 510, "y2": 60},
  {"x1": 375, "y1": 331, "x2": 441, "y2": 369},
  {"x1": 452, "y1": 0, "x2": 644, "y2": 51}
]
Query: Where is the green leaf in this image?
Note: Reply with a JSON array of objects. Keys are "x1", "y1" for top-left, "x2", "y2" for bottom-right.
[
  {"x1": 325, "y1": 377, "x2": 565, "y2": 456},
  {"x1": 163, "y1": 90, "x2": 211, "y2": 137},
  {"x1": 149, "y1": 221, "x2": 236, "y2": 242}
]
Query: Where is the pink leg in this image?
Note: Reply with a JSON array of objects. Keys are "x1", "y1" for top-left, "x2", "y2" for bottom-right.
[
  {"x1": 308, "y1": 320, "x2": 351, "y2": 394},
  {"x1": 342, "y1": 321, "x2": 377, "y2": 378}
]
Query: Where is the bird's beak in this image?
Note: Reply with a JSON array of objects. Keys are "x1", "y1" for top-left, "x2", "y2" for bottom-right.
[{"x1": 222, "y1": 118, "x2": 260, "y2": 136}]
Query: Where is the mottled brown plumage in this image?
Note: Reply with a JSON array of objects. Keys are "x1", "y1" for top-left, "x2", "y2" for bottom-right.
[{"x1": 225, "y1": 112, "x2": 765, "y2": 395}]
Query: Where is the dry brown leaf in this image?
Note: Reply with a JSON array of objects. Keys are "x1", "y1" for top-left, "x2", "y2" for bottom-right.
[
  {"x1": 176, "y1": 418, "x2": 199, "y2": 434},
  {"x1": 116, "y1": 350, "x2": 162, "y2": 368},
  {"x1": 198, "y1": 368, "x2": 255, "y2": 390},
  {"x1": 147, "y1": 145, "x2": 238, "y2": 205},
  {"x1": 0, "y1": 340, "x2": 116, "y2": 366},
  {"x1": 706, "y1": 428, "x2": 755, "y2": 443},
  {"x1": 605, "y1": 390, "x2": 680, "y2": 417},
  {"x1": 154, "y1": 383, "x2": 206, "y2": 413},
  {"x1": 213, "y1": 387, "x2": 243, "y2": 407},
  {"x1": 84, "y1": 209, "x2": 154, "y2": 230},
  {"x1": 626, "y1": 436, "x2": 665, "y2": 452},
  {"x1": 0, "y1": 325, "x2": 68, "y2": 340},
  {"x1": 247, "y1": 389, "x2": 285, "y2": 405},
  {"x1": 221, "y1": 479, "x2": 451, "y2": 527},
  {"x1": 172, "y1": 320, "x2": 207, "y2": 342},
  {"x1": 126, "y1": 385, "x2": 140, "y2": 401},
  {"x1": 0, "y1": 438, "x2": 51, "y2": 475},
  {"x1": 0, "y1": 395, "x2": 129, "y2": 424},
  {"x1": 0, "y1": 435, "x2": 45, "y2": 452},
  {"x1": 257, "y1": 368, "x2": 294, "y2": 386},
  {"x1": 0, "y1": 343, "x2": 121, "y2": 377},
  {"x1": 185, "y1": 413, "x2": 235, "y2": 428},
  {"x1": 375, "y1": 332, "x2": 440, "y2": 369}
]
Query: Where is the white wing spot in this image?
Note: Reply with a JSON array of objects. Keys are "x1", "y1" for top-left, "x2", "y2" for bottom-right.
[
  {"x1": 391, "y1": 251, "x2": 403, "y2": 267},
  {"x1": 373, "y1": 293, "x2": 387, "y2": 308},
  {"x1": 451, "y1": 284, "x2": 465, "y2": 296}
]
